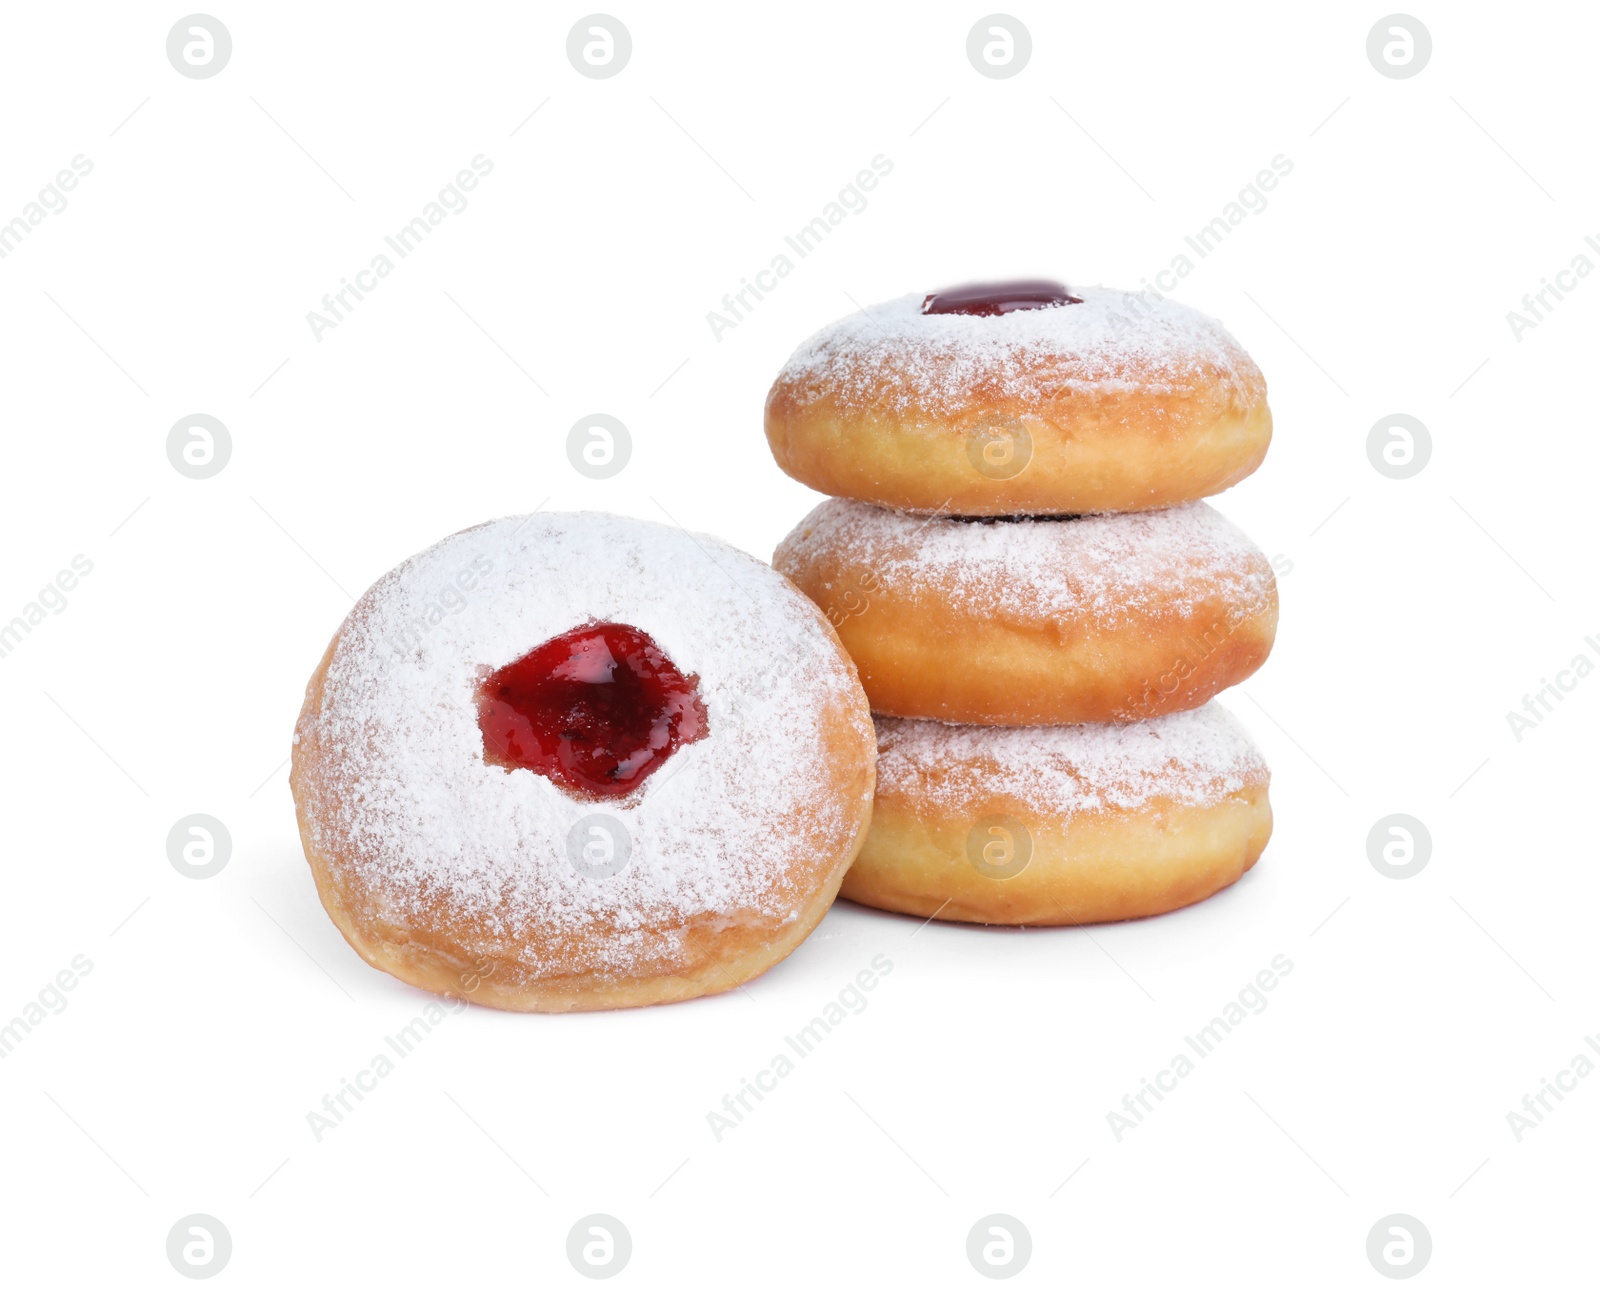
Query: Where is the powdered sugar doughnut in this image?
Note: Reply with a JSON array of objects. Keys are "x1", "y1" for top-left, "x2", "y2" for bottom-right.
[
  {"x1": 845, "y1": 705, "x2": 1271, "y2": 925},
  {"x1": 765, "y1": 282, "x2": 1270, "y2": 515},
  {"x1": 774, "y1": 498, "x2": 1277, "y2": 726},
  {"x1": 290, "y1": 512, "x2": 876, "y2": 1013}
]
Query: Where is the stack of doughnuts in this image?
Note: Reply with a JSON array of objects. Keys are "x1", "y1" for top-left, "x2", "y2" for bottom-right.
[
  {"x1": 767, "y1": 279, "x2": 1278, "y2": 925},
  {"x1": 285, "y1": 281, "x2": 1279, "y2": 1013}
]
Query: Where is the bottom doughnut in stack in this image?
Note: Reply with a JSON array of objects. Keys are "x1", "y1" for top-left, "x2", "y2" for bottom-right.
[{"x1": 843, "y1": 703, "x2": 1271, "y2": 926}]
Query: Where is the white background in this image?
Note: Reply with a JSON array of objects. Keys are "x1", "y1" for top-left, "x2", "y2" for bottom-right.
[{"x1": 1, "y1": 1, "x2": 1595, "y2": 1288}]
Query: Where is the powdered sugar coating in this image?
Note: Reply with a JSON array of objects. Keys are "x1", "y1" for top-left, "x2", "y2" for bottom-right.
[
  {"x1": 775, "y1": 288, "x2": 1264, "y2": 415},
  {"x1": 774, "y1": 498, "x2": 1274, "y2": 628},
  {"x1": 294, "y1": 512, "x2": 871, "y2": 984},
  {"x1": 875, "y1": 704, "x2": 1267, "y2": 820}
]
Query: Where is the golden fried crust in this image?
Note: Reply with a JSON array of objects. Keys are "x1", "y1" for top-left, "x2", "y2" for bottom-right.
[
  {"x1": 290, "y1": 623, "x2": 878, "y2": 1013},
  {"x1": 774, "y1": 526, "x2": 1278, "y2": 726},
  {"x1": 764, "y1": 378, "x2": 1272, "y2": 515},
  {"x1": 842, "y1": 784, "x2": 1272, "y2": 926}
]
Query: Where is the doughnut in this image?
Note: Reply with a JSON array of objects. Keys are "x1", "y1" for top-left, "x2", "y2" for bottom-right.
[
  {"x1": 765, "y1": 280, "x2": 1270, "y2": 515},
  {"x1": 290, "y1": 512, "x2": 876, "y2": 1013},
  {"x1": 773, "y1": 498, "x2": 1277, "y2": 726},
  {"x1": 843, "y1": 704, "x2": 1271, "y2": 926}
]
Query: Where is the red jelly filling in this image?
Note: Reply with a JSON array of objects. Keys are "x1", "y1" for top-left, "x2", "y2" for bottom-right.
[
  {"x1": 477, "y1": 622, "x2": 707, "y2": 798},
  {"x1": 922, "y1": 278, "x2": 1083, "y2": 316}
]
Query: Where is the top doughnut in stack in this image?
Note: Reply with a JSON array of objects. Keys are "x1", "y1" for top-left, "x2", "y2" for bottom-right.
[{"x1": 766, "y1": 280, "x2": 1278, "y2": 925}]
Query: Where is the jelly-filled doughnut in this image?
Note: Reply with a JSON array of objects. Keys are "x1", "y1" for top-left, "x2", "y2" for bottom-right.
[
  {"x1": 290, "y1": 512, "x2": 876, "y2": 1012},
  {"x1": 765, "y1": 282, "x2": 1270, "y2": 515},
  {"x1": 773, "y1": 498, "x2": 1277, "y2": 726},
  {"x1": 844, "y1": 705, "x2": 1271, "y2": 926}
]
